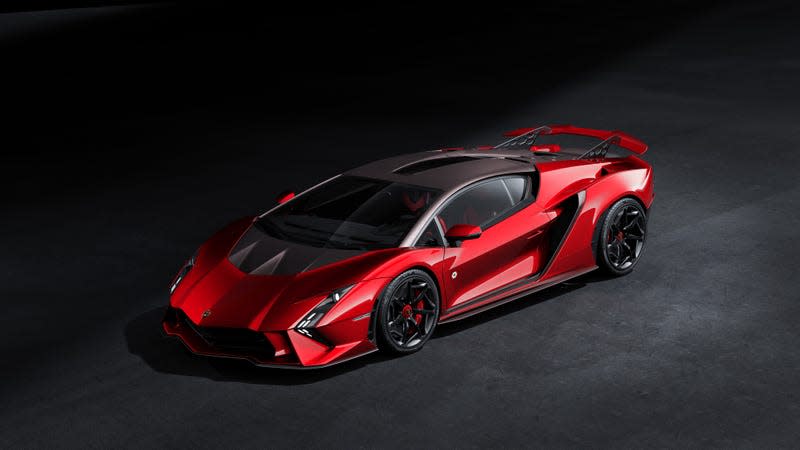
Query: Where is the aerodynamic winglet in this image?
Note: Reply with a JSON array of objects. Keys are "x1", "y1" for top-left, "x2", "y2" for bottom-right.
[{"x1": 500, "y1": 124, "x2": 648, "y2": 155}]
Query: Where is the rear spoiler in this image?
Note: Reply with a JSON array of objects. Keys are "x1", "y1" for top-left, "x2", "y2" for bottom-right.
[{"x1": 498, "y1": 124, "x2": 648, "y2": 155}]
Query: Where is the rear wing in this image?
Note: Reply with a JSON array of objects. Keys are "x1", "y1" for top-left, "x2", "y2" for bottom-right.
[{"x1": 496, "y1": 124, "x2": 648, "y2": 157}]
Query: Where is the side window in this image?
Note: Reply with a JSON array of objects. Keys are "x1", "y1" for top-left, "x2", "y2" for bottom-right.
[
  {"x1": 503, "y1": 176, "x2": 526, "y2": 203},
  {"x1": 415, "y1": 221, "x2": 444, "y2": 247},
  {"x1": 437, "y1": 179, "x2": 514, "y2": 230}
]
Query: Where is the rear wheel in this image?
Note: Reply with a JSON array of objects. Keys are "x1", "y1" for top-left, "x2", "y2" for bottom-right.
[
  {"x1": 376, "y1": 270, "x2": 440, "y2": 354},
  {"x1": 596, "y1": 198, "x2": 647, "y2": 276}
]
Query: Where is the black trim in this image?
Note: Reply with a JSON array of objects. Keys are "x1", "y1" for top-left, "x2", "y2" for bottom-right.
[
  {"x1": 545, "y1": 194, "x2": 580, "y2": 263},
  {"x1": 367, "y1": 283, "x2": 388, "y2": 342},
  {"x1": 591, "y1": 208, "x2": 606, "y2": 262},
  {"x1": 296, "y1": 327, "x2": 335, "y2": 348},
  {"x1": 440, "y1": 266, "x2": 596, "y2": 324},
  {"x1": 494, "y1": 126, "x2": 550, "y2": 149},
  {"x1": 578, "y1": 135, "x2": 618, "y2": 159},
  {"x1": 164, "y1": 330, "x2": 377, "y2": 370},
  {"x1": 167, "y1": 308, "x2": 275, "y2": 359},
  {"x1": 412, "y1": 219, "x2": 446, "y2": 248}
]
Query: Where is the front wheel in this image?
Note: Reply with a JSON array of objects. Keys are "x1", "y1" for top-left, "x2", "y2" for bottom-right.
[
  {"x1": 376, "y1": 269, "x2": 440, "y2": 354},
  {"x1": 596, "y1": 198, "x2": 648, "y2": 276}
]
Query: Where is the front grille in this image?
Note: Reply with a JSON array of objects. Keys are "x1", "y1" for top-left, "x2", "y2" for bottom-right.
[{"x1": 167, "y1": 307, "x2": 275, "y2": 359}]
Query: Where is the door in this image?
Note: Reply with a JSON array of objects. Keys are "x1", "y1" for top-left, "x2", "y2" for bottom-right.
[{"x1": 436, "y1": 176, "x2": 551, "y2": 311}]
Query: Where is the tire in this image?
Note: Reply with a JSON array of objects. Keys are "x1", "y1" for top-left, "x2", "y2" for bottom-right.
[
  {"x1": 596, "y1": 198, "x2": 647, "y2": 276},
  {"x1": 376, "y1": 269, "x2": 440, "y2": 354}
]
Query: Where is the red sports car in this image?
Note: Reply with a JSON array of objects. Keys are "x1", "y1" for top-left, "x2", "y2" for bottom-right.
[{"x1": 164, "y1": 125, "x2": 653, "y2": 368}]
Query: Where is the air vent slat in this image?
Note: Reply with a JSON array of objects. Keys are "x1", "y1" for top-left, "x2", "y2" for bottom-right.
[{"x1": 394, "y1": 156, "x2": 477, "y2": 175}]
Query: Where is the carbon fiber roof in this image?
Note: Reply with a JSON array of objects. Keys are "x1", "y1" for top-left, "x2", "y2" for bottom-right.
[{"x1": 345, "y1": 148, "x2": 549, "y2": 190}]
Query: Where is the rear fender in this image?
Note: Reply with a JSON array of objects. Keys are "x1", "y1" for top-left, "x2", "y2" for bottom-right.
[{"x1": 544, "y1": 163, "x2": 652, "y2": 276}]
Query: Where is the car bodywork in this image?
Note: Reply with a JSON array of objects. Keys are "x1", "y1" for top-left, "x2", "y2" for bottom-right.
[{"x1": 163, "y1": 125, "x2": 654, "y2": 368}]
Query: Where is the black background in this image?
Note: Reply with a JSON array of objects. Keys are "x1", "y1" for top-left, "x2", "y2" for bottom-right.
[{"x1": 2, "y1": 1, "x2": 800, "y2": 447}]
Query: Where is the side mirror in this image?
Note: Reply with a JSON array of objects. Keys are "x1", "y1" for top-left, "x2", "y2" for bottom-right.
[
  {"x1": 445, "y1": 224, "x2": 482, "y2": 246},
  {"x1": 276, "y1": 190, "x2": 295, "y2": 204}
]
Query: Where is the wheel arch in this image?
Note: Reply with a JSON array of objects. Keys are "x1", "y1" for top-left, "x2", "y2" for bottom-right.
[
  {"x1": 623, "y1": 193, "x2": 647, "y2": 212},
  {"x1": 590, "y1": 193, "x2": 648, "y2": 261}
]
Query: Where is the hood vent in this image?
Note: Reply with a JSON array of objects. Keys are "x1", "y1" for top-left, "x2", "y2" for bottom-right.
[
  {"x1": 393, "y1": 156, "x2": 478, "y2": 175},
  {"x1": 228, "y1": 226, "x2": 365, "y2": 275}
]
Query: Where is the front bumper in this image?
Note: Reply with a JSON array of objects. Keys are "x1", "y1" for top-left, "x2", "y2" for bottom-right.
[{"x1": 162, "y1": 307, "x2": 376, "y2": 369}]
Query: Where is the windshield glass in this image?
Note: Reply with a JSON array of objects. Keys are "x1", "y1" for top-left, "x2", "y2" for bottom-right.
[{"x1": 256, "y1": 176, "x2": 441, "y2": 250}]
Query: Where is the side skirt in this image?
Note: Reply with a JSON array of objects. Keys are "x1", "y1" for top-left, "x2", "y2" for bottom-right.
[{"x1": 438, "y1": 265, "x2": 597, "y2": 324}]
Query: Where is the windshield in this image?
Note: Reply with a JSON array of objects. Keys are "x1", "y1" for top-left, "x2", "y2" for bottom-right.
[{"x1": 256, "y1": 176, "x2": 441, "y2": 250}]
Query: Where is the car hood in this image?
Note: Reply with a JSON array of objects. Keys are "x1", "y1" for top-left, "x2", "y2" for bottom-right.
[
  {"x1": 227, "y1": 223, "x2": 368, "y2": 275},
  {"x1": 169, "y1": 217, "x2": 404, "y2": 330}
]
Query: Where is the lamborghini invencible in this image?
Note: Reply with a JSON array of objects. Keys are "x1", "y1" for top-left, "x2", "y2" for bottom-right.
[{"x1": 163, "y1": 125, "x2": 654, "y2": 368}]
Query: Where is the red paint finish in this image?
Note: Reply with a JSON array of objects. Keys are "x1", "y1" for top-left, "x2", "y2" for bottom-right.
[
  {"x1": 444, "y1": 224, "x2": 482, "y2": 241},
  {"x1": 530, "y1": 144, "x2": 561, "y2": 153},
  {"x1": 164, "y1": 126, "x2": 653, "y2": 368},
  {"x1": 440, "y1": 206, "x2": 550, "y2": 311},
  {"x1": 276, "y1": 191, "x2": 295, "y2": 204}
]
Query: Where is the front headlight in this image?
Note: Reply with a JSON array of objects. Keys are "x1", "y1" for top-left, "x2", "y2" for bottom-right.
[
  {"x1": 296, "y1": 285, "x2": 354, "y2": 331},
  {"x1": 169, "y1": 251, "x2": 197, "y2": 294}
]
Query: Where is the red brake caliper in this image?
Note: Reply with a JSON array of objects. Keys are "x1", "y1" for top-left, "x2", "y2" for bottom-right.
[
  {"x1": 402, "y1": 288, "x2": 425, "y2": 326},
  {"x1": 414, "y1": 298, "x2": 424, "y2": 325}
]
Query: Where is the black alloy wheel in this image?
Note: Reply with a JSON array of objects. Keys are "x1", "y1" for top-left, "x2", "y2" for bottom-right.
[
  {"x1": 376, "y1": 269, "x2": 440, "y2": 354},
  {"x1": 597, "y1": 198, "x2": 647, "y2": 276}
]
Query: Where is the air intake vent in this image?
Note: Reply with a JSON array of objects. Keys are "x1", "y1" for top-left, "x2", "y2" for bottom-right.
[
  {"x1": 168, "y1": 308, "x2": 275, "y2": 359},
  {"x1": 394, "y1": 156, "x2": 477, "y2": 175}
]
